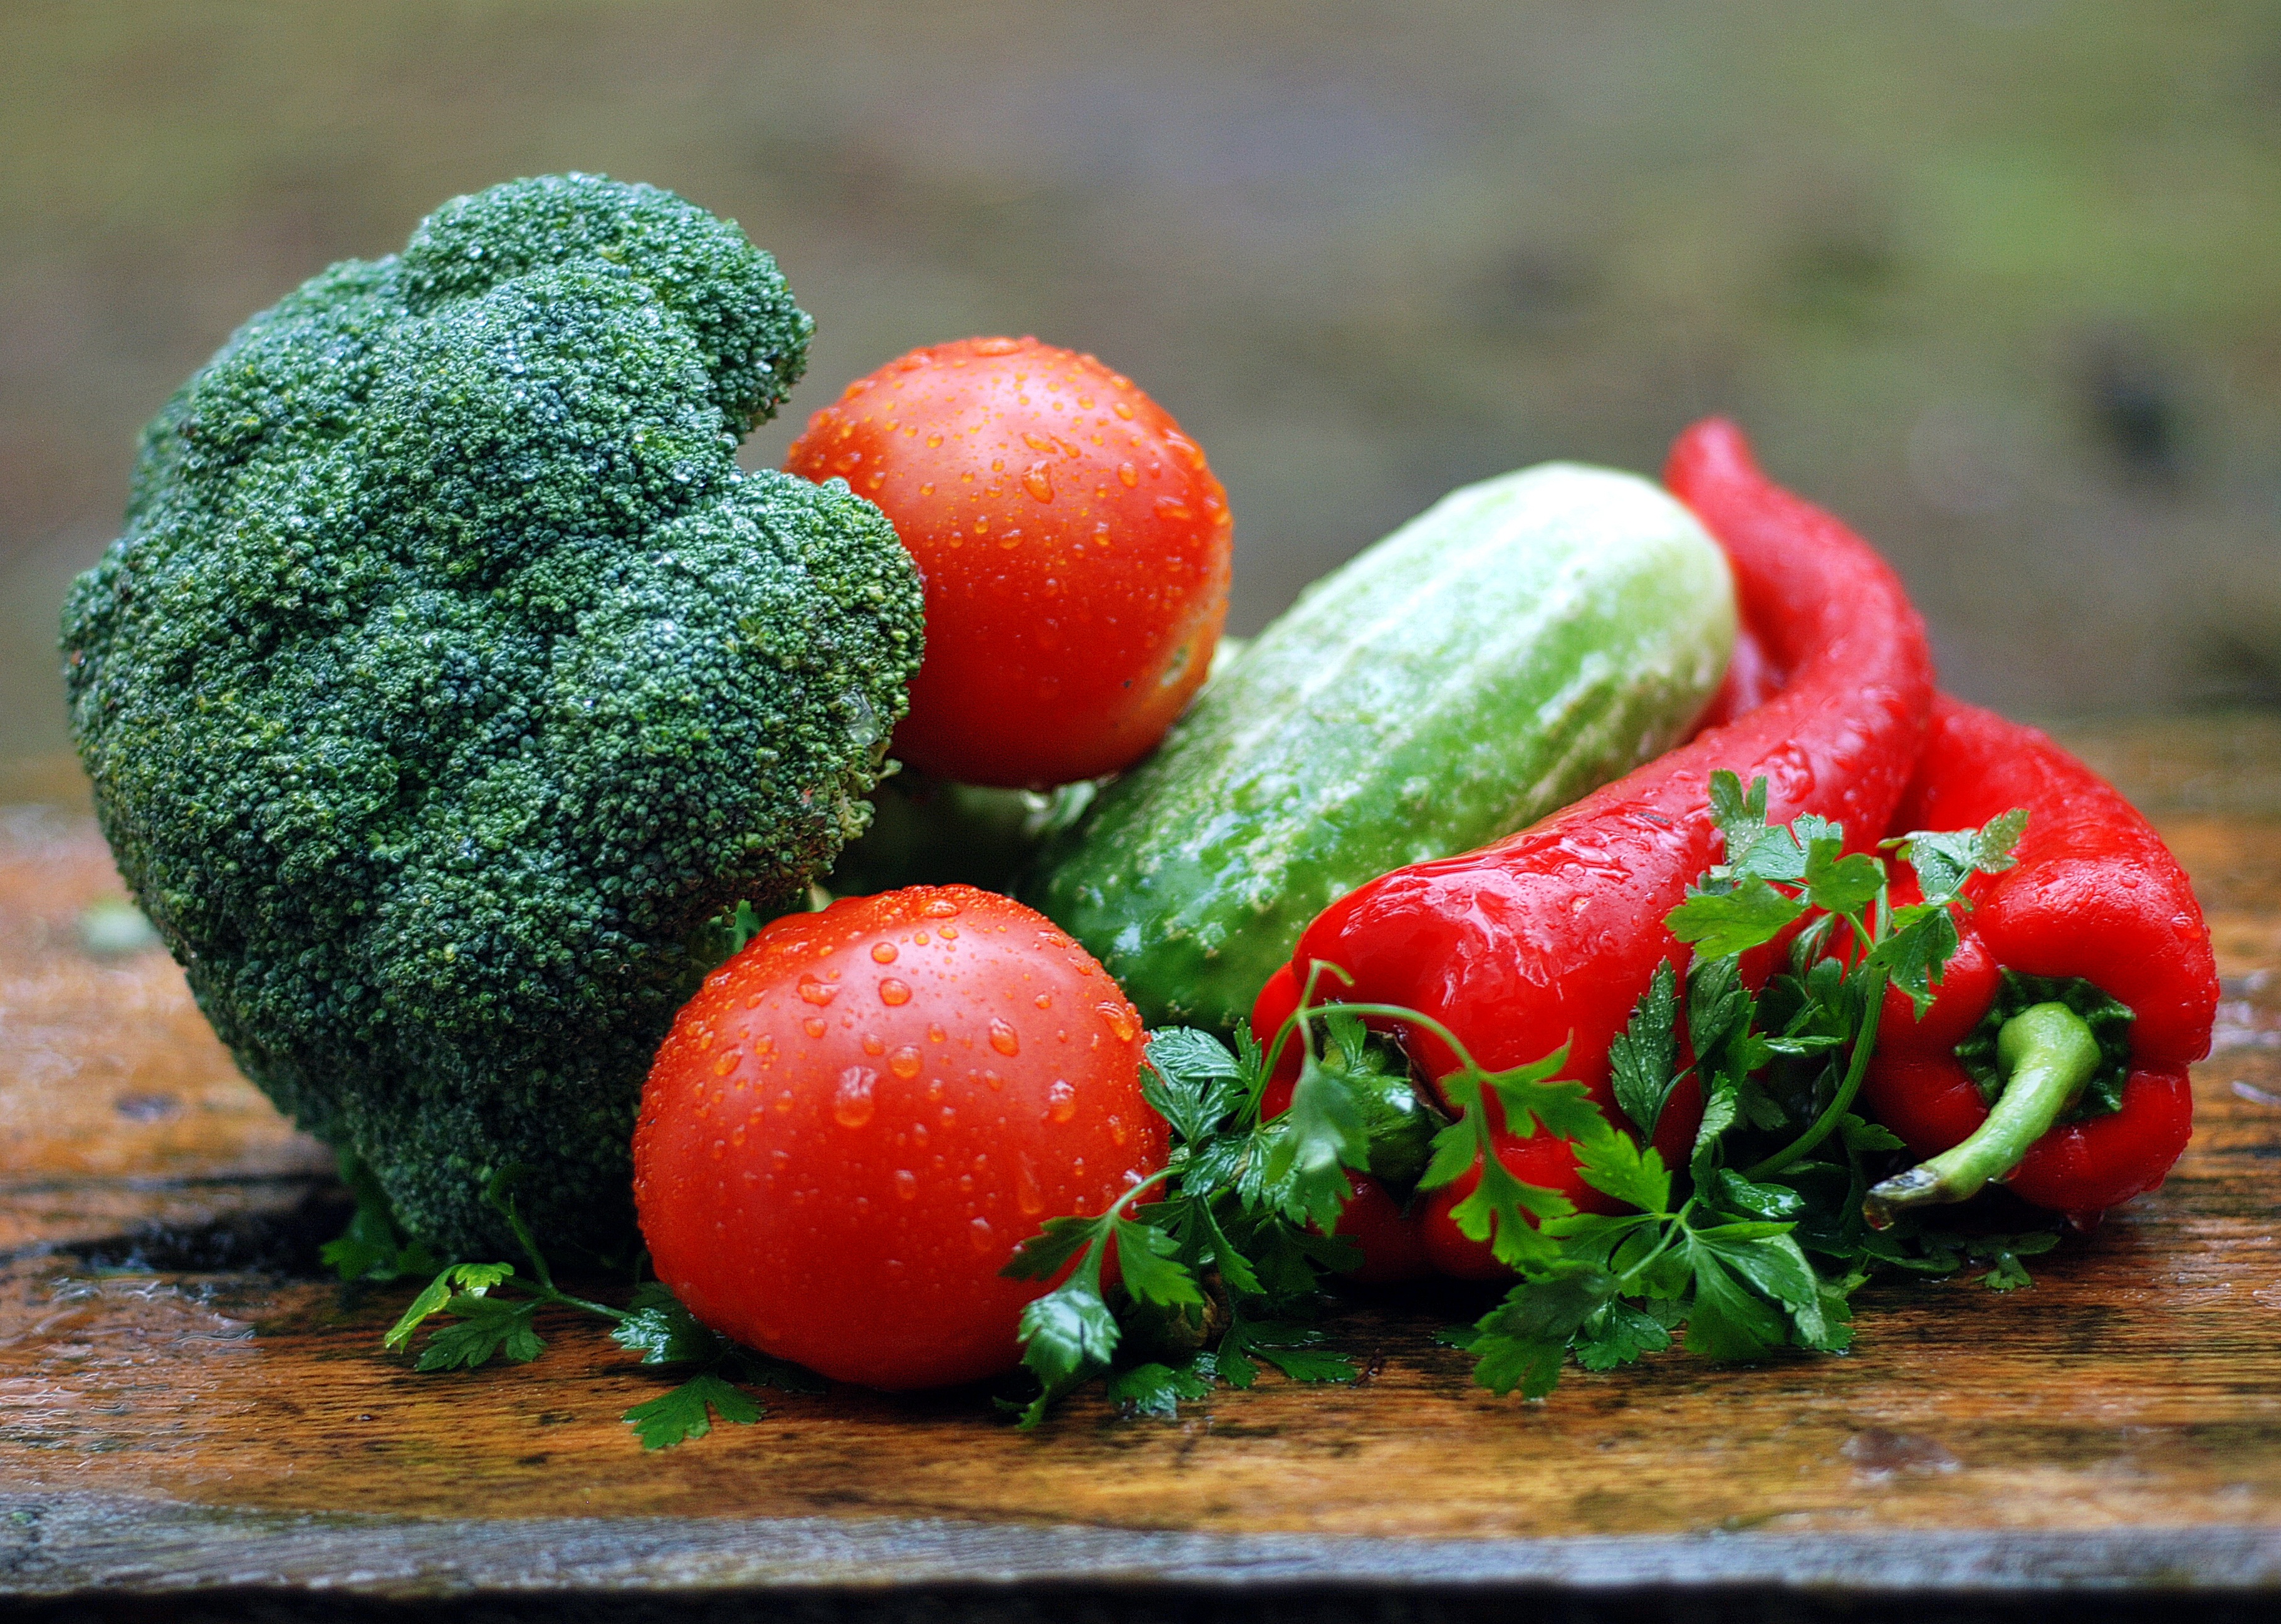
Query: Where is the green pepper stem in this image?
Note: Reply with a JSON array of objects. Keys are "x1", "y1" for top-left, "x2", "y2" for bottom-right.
[{"x1": 1862, "y1": 1001, "x2": 2102, "y2": 1229}]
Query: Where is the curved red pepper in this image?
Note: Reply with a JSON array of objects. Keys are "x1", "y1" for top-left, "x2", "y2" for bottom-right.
[
  {"x1": 1862, "y1": 695, "x2": 2216, "y2": 1224},
  {"x1": 1253, "y1": 418, "x2": 1935, "y2": 1278}
]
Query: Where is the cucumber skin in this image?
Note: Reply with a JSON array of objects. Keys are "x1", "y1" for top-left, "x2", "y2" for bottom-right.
[{"x1": 1026, "y1": 462, "x2": 1736, "y2": 1037}]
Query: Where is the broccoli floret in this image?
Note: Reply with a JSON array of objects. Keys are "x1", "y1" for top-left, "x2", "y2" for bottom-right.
[{"x1": 61, "y1": 175, "x2": 924, "y2": 1258}]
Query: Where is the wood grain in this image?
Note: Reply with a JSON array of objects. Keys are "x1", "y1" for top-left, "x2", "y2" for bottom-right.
[{"x1": 3, "y1": 723, "x2": 2280, "y2": 1606}]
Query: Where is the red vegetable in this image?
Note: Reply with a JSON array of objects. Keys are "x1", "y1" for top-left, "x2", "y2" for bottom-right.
[
  {"x1": 1862, "y1": 696, "x2": 2218, "y2": 1227},
  {"x1": 784, "y1": 336, "x2": 1233, "y2": 788},
  {"x1": 1255, "y1": 417, "x2": 1935, "y2": 1278},
  {"x1": 634, "y1": 885, "x2": 1166, "y2": 1389}
]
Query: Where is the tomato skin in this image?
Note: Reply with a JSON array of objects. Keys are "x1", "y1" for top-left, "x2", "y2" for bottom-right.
[
  {"x1": 784, "y1": 336, "x2": 1233, "y2": 788},
  {"x1": 634, "y1": 885, "x2": 1165, "y2": 1390}
]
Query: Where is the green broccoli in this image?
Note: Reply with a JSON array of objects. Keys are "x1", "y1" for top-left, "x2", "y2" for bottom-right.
[{"x1": 61, "y1": 174, "x2": 924, "y2": 1258}]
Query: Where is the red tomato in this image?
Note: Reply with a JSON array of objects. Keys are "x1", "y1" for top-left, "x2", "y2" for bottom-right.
[
  {"x1": 634, "y1": 885, "x2": 1166, "y2": 1390},
  {"x1": 785, "y1": 336, "x2": 1233, "y2": 788}
]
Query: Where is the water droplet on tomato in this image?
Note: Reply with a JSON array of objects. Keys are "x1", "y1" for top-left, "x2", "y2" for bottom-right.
[
  {"x1": 1047, "y1": 1080, "x2": 1077, "y2": 1123},
  {"x1": 922, "y1": 897, "x2": 961, "y2": 919},
  {"x1": 989, "y1": 1019, "x2": 1020, "y2": 1056},
  {"x1": 912, "y1": 930, "x2": 929, "y2": 946},
  {"x1": 928, "y1": 1023, "x2": 947, "y2": 1043},
  {"x1": 1154, "y1": 496, "x2": 1193, "y2": 522},
  {"x1": 1108, "y1": 1113, "x2": 1129, "y2": 1147},
  {"x1": 871, "y1": 941, "x2": 898, "y2": 964},
  {"x1": 1016, "y1": 1157, "x2": 1045, "y2": 1216},
  {"x1": 714, "y1": 1049, "x2": 741, "y2": 1076},
  {"x1": 894, "y1": 1169, "x2": 918, "y2": 1201},
  {"x1": 861, "y1": 1033, "x2": 885, "y2": 1056},
  {"x1": 925, "y1": 432, "x2": 943, "y2": 447},
  {"x1": 879, "y1": 977, "x2": 912, "y2": 1006},
  {"x1": 1023, "y1": 461, "x2": 1055, "y2": 502},
  {"x1": 802, "y1": 1016, "x2": 827, "y2": 1039},
  {"x1": 1035, "y1": 993, "x2": 1053, "y2": 1011},
  {"x1": 1097, "y1": 1002, "x2": 1137, "y2": 1042},
  {"x1": 1113, "y1": 400, "x2": 1134, "y2": 420},
  {"x1": 798, "y1": 976, "x2": 837, "y2": 1006},
  {"x1": 969, "y1": 1216, "x2": 995, "y2": 1253},
  {"x1": 889, "y1": 1044, "x2": 922, "y2": 1080},
  {"x1": 1116, "y1": 460, "x2": 1139, "y2": 487},
  {"x1": 833, "y1": 1066, "x2": 878, "y2": 1128}
]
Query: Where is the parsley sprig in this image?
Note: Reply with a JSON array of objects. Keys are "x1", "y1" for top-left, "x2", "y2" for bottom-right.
[{"x1": 376, "y1": 1169, "x2": 819, "y2": 1449}]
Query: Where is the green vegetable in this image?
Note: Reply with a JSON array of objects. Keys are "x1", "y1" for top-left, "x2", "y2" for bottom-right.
[
  {"x1": 61, "y1": 174, "x2": 924, "y2": 1259},
  {"x1": 1028, "y1": 462, "x2": 1736, "y2": 1035}
]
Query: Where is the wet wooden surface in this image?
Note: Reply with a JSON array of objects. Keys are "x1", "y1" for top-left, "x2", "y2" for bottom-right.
[{"x1": 3, "y1": 722, "x2": 2281, "y2": 1609}]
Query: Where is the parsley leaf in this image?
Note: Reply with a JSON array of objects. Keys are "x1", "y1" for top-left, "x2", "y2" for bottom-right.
[
  {"x1": 623, "y1": 1372, "x2": 763, "y2": 1450},
  {"x1": 1609, "y1": 959, "x2": 1681, "y2": 1137},
  {"x1": 1107, "y1": 1356, "x2": 1216, "y2": 1417},
  {"x1": 1892, "y1": 808, "x2": 2028, "y2": 902},
  {"x1": 1669, "y1": 878, "x2": 1807, "y2": 960}
]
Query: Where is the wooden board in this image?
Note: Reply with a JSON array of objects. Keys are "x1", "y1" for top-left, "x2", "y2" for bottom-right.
[{"x1": 4, "y1": 724, "x2": 2281, "y2": 1615}]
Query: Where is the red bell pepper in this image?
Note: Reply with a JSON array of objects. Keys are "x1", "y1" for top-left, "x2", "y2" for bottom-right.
[
  {"x1": 1254, "y1": 417, "x2": 1935, "y2": 1278},
  {"x1": 1861, "y1": 695, "x2": 2217, "y2": 1228}
]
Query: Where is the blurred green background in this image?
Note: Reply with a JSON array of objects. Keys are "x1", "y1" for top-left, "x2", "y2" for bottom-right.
[{"x1": 6, "y1": 0, "x2": 2279, "y2": 776}]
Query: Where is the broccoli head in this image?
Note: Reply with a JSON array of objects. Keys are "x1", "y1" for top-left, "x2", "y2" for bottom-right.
[{"x1": 61, "y1": 174, "x2": 925, "y2": 1258}]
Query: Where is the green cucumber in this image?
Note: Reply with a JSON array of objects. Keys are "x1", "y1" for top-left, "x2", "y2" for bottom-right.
[{"x1": 1026, "y1": 461, "x2": 1736, "y2": 1035}]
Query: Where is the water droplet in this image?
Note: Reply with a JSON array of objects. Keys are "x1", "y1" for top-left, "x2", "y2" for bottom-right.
[
  {"x1": 925, "y1": 433, "x2": 942, "y2": 447},
  {"x1": 746, "y1": 993, "x2": 764, "y2": 1009},
  {"x1": 714, "y1": 1050, "x2": 741, "y2": 1076},
  {"x1": 1022, "y1": 432, "x2": 1053, "y2": 452},
  {"x1": 1154, "y1": 496, "x2": 1194, "y2": 521},
  {"x1": 879, "y1": 977, "x2": 912, "y2": 1006},
  {"x1": 928, "y1": 1023, "x2": 947, "y2": 1043},
  {"x1": 871, "y1": 941, "x2": 898, "y2": 964},
  {"x1": 983, "y1": 1068, "x2": 1003, "y2": 1091},
  {"x1": 939, "y1": 925, "x2": 959, "y2": 940},
  {"x1": 894, "y1": 1169, "x2": 919, "y2": 1201},
  {"x1": 1097, "y1": 1002, "x2": 1137, "y2": 1043},
  {"x1": 802, "y1": 1016, "x2": 827, "y2": 1039},
  {"x1": 913, "y1": 930, "x2": 930, "y2": 946},
  {"x1": 1117, "y1": 460, "x2": 1139, "y2": 487},
  {"x1": 989, "y1": 1019, "x2": 1021, "y2": 1056},
  {"x1": 1108, "y1": 1113, "x2": 1129, "y2": 1147},
  {"x1": 1113, "y1": 400, "x2": 1134, "y2": 420},
  {"x1": 922, "y1": 897, "x2": 961, "y2": 920},
  {"x1": 974, "y1": 336, "x2": 1022, "y2": 356},
  {"x1": 861, "y1": 1033, "x2": 885, "y2": 1056},
  {"x1": 775, "y1": 1090, "x2": 795, "y2": 1114},
  {"x1": 798, "y1": 976, "x2": 837, "y2": 1006},
  {"x1": 1023, "y1": 461, "x2": 1055, "y2": 502},
  {"x1": 1035, "y1": 992, "x2": 1053, "y2": 1011},
  {"x1": 1048, "y1": 1080, "x2": 1077, "y2": 1123},
  {"x1": 969, "y1": 1216, "x2": 996, "y2": 1253},
  {"x1": 1016, "y1": 1157, "x2": 1045, "y2": 1216},
  {"x1": 889, "y1": 1044, "x2": 922, "y2": 1080},
  {"x1": 833, "y1": 1066, "x2": 878, "y2": 1128}
]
